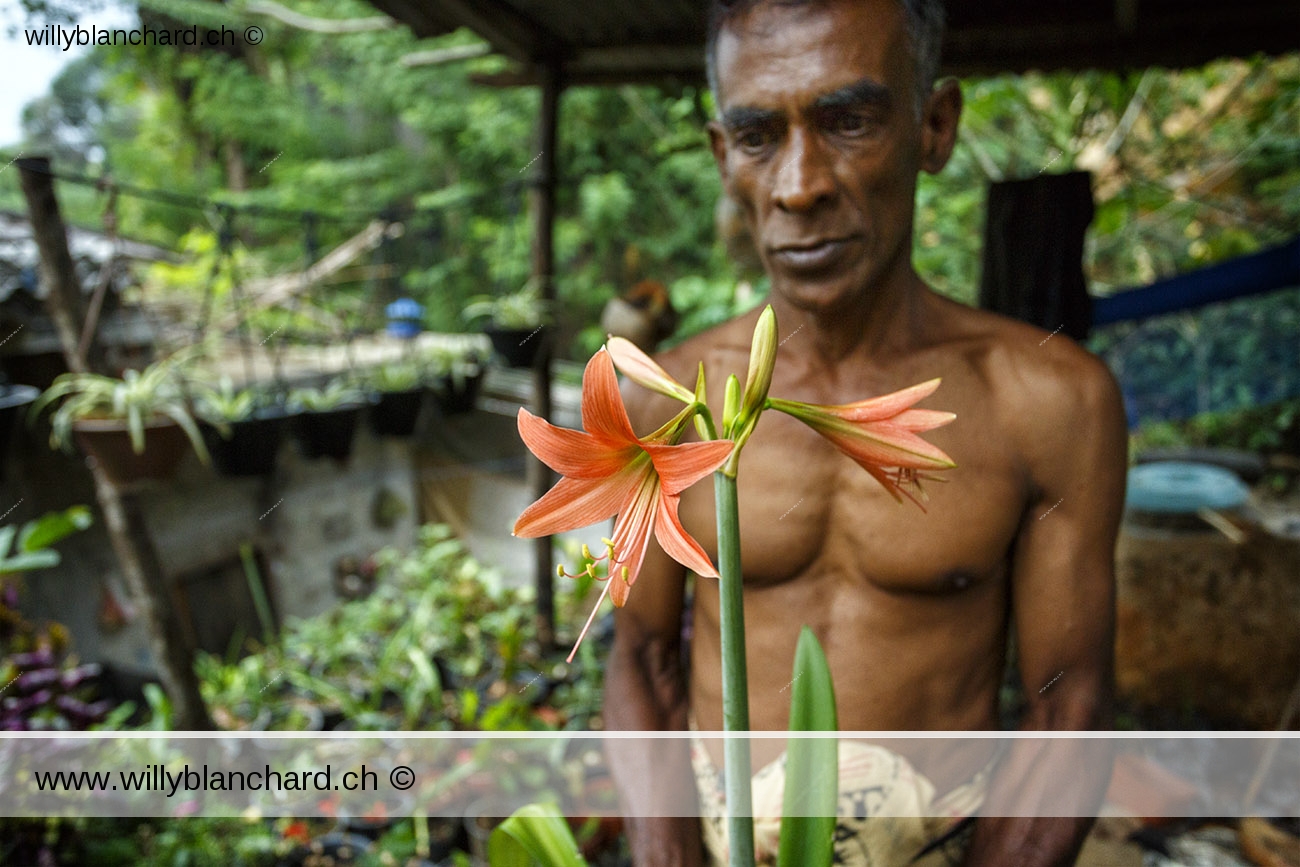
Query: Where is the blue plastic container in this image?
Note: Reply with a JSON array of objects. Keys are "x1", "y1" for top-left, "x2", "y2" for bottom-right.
[
  {"x1": 385, "y1": 297, "x2": 424, "y2": 339},
  {"x1": 1125, "y1": 461, "x2": 1250, "y2": 515}
]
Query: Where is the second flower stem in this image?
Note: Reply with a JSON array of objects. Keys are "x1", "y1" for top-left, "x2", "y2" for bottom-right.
[{"x1": 714, "y1": 471, "x2": 755, "y2": 867}]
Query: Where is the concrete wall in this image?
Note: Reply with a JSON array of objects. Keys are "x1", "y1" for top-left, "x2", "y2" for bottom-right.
[{"x1": 2, "y1": 416, "x2": 418, "y2": 677}]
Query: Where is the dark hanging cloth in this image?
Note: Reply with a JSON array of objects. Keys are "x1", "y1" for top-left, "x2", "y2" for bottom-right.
[{"x1": 978, "y1": 170, "x2": 1095, "y2": 340}]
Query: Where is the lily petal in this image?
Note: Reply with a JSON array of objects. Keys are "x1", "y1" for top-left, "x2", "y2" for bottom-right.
[
  {"x1": 513, "y1": 468, "x2": 644, "y2": 537},
  {"x1": 814, "y1": 419, "x2": 956, "y2": 468},
  {"x1": 654, "y1": 492, "x2": 719, "y2": 579},
  {"x1": 580, "y1": 349, "x2": 641, "y2": 445},
  {"x1": 643, "y1": 439, "x2": 734, "y2": 496},
  {"x1": 832, "y1": 379, "x2": 943, "y2": 422},
  {"x1": 892, "y1": 409, "x2": 957, "y2": 432},
  {"x1": 518, "y1": 408, "x2": 640, "y2": 479},
  {"x1": 607, "y1": 337, "x2": 695, "y2": 404}
]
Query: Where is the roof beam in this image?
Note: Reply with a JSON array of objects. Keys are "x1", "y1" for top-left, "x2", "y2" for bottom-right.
[{"x1": 369, "y1": 0, "x2": 555, "y2": 63}]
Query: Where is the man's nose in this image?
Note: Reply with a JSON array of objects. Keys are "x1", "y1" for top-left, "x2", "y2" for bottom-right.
[{"x1": 772, "y1": 130, "x2": 835, "y2": 212}]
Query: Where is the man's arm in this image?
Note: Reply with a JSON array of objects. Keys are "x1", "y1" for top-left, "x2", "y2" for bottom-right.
[
  {"x1": 962, "y1": 349, "x2": 1127, "y2": 867},
  {"x1": 603, "y1": 385, "x2": 706, "y2": 867}
]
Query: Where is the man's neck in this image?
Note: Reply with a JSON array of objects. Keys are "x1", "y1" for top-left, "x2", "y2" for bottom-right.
[{"x1": 771, "y1": 265, "x2": 925, "y2": 367}]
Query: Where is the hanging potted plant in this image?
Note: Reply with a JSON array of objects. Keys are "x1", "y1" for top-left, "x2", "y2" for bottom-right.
[
  {"x1": 0, "y1": 379, "x2": 40, "y2": 481},
  {"x1": 462, "y1": 282, "x2": 549, "y2": 369},
  {"x1": 364, "y1": 361, "x2": 425, "y2": 437},
  {"x1": 29, "y1": 357, "x2": 209, "y2": 486},
  {"x1": 194, "y1": 378, "x2": 292, "y2": 477},
  {"x1": 427, "y1": 345, "x2": 485, "y2": 416},
  {"x1": 288, "y1": 379, "x2": 366, "y2": 462}
]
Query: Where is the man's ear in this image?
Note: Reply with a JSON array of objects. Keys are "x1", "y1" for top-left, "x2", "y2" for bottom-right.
[
  {"x1": 707, "y1": 120, "x2": 731, "y2": 189},
  {"x1": 919, "y1": 78, "x2": 962, "y2": 174}
]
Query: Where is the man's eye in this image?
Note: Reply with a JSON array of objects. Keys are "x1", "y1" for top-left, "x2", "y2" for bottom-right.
[
  {"x1": 829, "y1": 113, "x2": 876, "y2": 136},
  {"x1": 735, "y1": 130, "x2": 773, "y2": 152}
]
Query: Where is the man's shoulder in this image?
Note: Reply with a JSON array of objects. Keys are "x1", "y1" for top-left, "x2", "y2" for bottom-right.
[
  {"x1": 925, "y1": 294, "x2": 1125, "y2": 460},
  {"x1": 928, "y1": 293, "x2": 1119, "y2": 410}
]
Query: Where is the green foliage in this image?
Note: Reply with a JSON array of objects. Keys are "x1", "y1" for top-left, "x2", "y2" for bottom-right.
[
  {"x1": 192, "y1": 376, "x2": 259, "y2": 423},
  {"x1": 287, "y1": 379, "x2": 365, "y2": 412},
  {"x1": 463, "y1": 282, "x2": 550, "y2": 330},
  {"x1": 777, "y1": 627, "x2": 838, "y2": 867},
  {"x1": 365, "y1": 360, "x2": 423, "y2": 393},
  {"x1": 490, "y1": 804, "x2": 587, "y2": 867},
  {"x1": 193, "y1": 525, "x2": 605, "y2": 732},
  {"x1": 0, "y1": 507, "x2": 93, "y2": 576}
]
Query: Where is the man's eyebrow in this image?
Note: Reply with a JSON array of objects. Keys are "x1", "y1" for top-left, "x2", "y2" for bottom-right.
[
  {"x1": 720, "y1": 105, "x2": 781, "y2": 130},
  {"x1": 812, "y1": 79, "x2": 892, "y2": 111}
]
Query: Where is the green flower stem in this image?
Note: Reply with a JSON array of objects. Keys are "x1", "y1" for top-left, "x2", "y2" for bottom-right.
[{"x1": 714, "y1": 471, "x2": 755, "y2": 867}]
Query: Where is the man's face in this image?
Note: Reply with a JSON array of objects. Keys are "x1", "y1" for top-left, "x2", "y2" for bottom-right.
[{"x1": 709, "y1": 0, "x2": 953, "y2": 314}]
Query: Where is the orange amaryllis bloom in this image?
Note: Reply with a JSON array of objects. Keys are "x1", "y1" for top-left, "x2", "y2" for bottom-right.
[
  {"x1": 514, "y1": 349, "x2": 732, "y2": 658},
  {"x1": 767, "y1": 378, "x2": 956, "y2": 507}
]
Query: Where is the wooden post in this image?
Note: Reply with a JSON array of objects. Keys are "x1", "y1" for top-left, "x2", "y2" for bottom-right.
[
  {"x1": 18, "y1": 157, "x2": 213, "y2": 729},
  {"x1": 528, "y1": 61, "x2": 562, "y2": 650}
]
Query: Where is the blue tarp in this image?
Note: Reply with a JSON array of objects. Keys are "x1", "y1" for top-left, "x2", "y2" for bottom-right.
[
  {"x1": 1088, "y1": 236, "x2": 1300, "y2": 428},
  {"x1": 1093, "y1": 236, "x2": 1300, "y2": 326}
]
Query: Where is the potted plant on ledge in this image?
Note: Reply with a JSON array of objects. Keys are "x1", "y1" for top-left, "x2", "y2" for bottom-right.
[
  {"x1": 365, "y1": 361, "x2": 426, "y2": 437},
  {"x1": 462, "y1": 282, "x2": 549, "y2": 369},
  {"x1": 29, "y1": 357, "x2": 209, "y2": 486},
  {"x1": 427, "y1": 345, "x2": 485, "y2": 416},
  {"x1": 194, "y1": 378, "x2": 292, "y2": 477},
  {"x1": 288, "y1": 379, "x2": 366, "y2": 462}
]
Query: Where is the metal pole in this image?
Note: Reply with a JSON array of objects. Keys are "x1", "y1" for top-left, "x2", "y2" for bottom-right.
[{"x1": 528, "y1": 60, "x2": 562, "y2": 650}]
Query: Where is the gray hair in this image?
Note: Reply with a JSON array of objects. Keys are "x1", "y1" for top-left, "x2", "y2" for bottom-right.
[{"x1": 705, "y1": 0, "x2": 946, "y2": 115}]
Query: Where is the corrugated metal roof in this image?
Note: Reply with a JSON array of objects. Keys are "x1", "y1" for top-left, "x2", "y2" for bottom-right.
[{"x1": 369, "y1": 0, "x2": 1299, "y2": 83}]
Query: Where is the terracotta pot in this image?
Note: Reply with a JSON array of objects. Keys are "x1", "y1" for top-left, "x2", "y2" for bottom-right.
[
  {"x1": 486, "y1": 326, "x2": 545, "y2": 368},
  {"x1": 72, "y1": 417, "x2": 192, "y2": 486},
  {"x1": 368, "y1": 389, "x2": 424, "y2": 437},
  {"x1": 291, "y1": 405, "x2": 362, "y2": 461}
]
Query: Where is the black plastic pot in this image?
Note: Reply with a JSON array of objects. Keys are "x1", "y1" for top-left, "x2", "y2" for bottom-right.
[
  {"x1": 0, "y1": 385, "x2": 39, "y2": 481},
  {"x1": 368, "y1": 389, "x2": 424, "y2": 437},
  {"x1": 429, "y1": 373, "x2": 482, "y2": 416},
  {"x1": 201, "y1": 406, "x2": 291, "y2": 477},
  {"x1": 486, "y1": 326, "x2": 545, "y2": 369},
  {"x1": 291, "y1": 405, "x2": 362, "y2": 461}
]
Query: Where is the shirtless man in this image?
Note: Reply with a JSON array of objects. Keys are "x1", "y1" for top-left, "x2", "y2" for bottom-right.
[{"x1": 602, "y1": 0, "x2": 1128, "y2": 865}]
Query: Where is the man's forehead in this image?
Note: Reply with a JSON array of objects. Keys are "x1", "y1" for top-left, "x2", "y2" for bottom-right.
[{"x1": 713, "y1": 0, "x2": 910, "y2": 110}]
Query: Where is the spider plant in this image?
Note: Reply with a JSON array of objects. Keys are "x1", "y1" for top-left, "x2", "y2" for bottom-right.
[
  {"x1": 462, "y1": 282, "x2": 550, "y2": 331},
  {"x1": 367, "y1": 361, "x2": 423, "y2": 394},
  {"x1": 30, "y1": 358, "x2": 209, "y2": 463},
  {"x1": 193, "y1": 377, "x2": 259, "y2": 424},
  {"x1": 288, "y1": 379, "x2": 366, "y2": 413}
]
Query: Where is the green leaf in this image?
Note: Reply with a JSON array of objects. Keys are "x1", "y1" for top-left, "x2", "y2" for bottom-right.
[
  {"x1": 488, "y1": 804, "x2": 587, "y2": 867},
  {"x1": 17, "y1": 506, "x2": 93, "y2": 553},
  {"x1": 0, "y1": 549, "x2": 61, "y2": 575},
  {"x1": 777, "y1": 626, "x2": 838, "y2": 867}
]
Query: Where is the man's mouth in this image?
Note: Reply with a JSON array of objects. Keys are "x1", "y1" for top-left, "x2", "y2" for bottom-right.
[{"x1": 769, "y1": 237, "x2": 855, "y2": 272}]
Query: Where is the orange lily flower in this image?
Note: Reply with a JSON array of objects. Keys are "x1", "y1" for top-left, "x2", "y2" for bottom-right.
[
  {"x1": 514, "y1": 349, "x2": 732, "y2": 658},
  {"x1": 767, "y1": 378, "x2": 956, "y2": 507}
]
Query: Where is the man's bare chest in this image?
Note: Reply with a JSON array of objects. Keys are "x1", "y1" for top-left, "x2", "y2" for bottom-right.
[{"x1": 677, "y1": 403, "x2": 1027, "y2": 595}]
